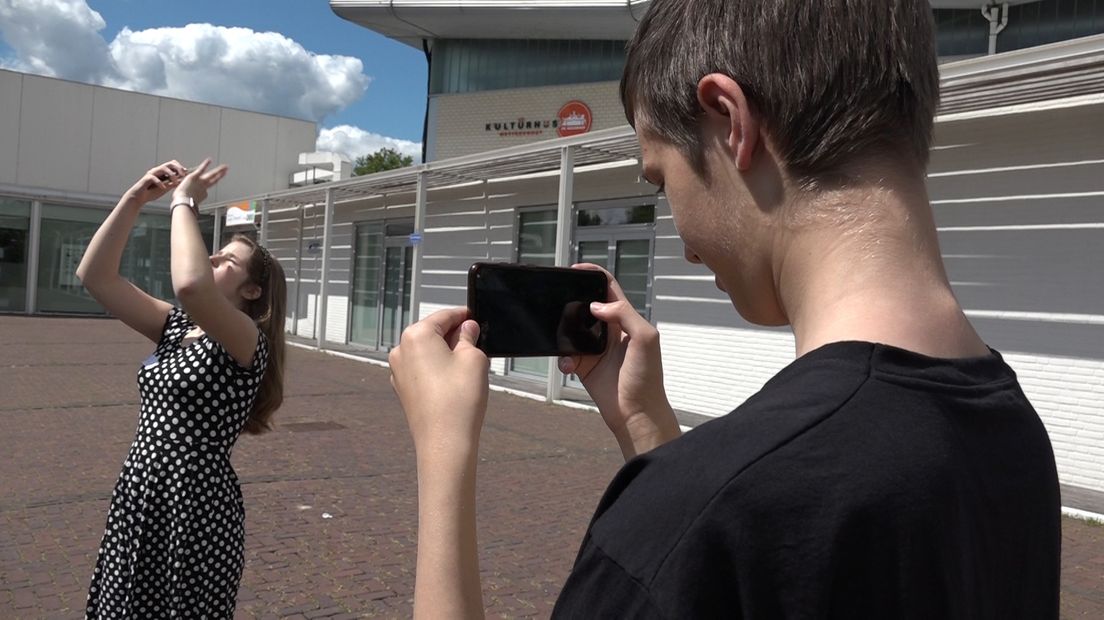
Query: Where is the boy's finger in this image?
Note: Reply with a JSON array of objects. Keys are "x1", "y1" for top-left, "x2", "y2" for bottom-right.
[
  {"x1": 419, "y1": 307, "x2": 471, "y2": 339},
  {"x1": 571, "y1": 263, "x2": 631, "y2": 304}
]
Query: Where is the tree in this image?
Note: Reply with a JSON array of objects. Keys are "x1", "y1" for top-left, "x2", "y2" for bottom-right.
[{"x1": 353, "y1": 148, "x2": 414, "y2": 176}]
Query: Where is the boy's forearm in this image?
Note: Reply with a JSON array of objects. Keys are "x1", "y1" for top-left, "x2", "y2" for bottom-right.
[
  {"x1": 413, "y1": 454, "x2": 485, "y2": 620},
  {"x1": 613, "y1": 405, "x2": 682, "y2": 461}
]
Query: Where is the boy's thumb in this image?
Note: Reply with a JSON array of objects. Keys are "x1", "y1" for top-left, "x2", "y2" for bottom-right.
[{"x1": 457, "y1": 320, "x2": 481, "y2": 347}]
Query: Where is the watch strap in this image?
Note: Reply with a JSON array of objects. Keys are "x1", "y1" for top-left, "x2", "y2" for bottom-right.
[{"x1": 170, "y1": 198, "x2": 198, "y2": 217}]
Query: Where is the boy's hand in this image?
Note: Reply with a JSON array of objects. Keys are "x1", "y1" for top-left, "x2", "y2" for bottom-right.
[
  {"x1": 559, "y1": 265, "x2": 681, "y2": 459},
  {"x1": 390, "y1": 307, "x2": 491, "y2": 465}
]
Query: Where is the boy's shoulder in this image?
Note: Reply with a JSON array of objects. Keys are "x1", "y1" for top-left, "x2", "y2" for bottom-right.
[
  {"x1": 583, "y1": 341, "x2": 877, "y2": 581},
  {"x1": 580, "y1": 342, "x2": 1048, "y2": 583},
  {"x1": 557, "y1": 341, "x2": 1058, "y2": 618}
]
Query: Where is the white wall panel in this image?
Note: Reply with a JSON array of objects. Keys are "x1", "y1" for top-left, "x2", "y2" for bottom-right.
[
  {"x1": 216, "y1": 109, "x2": 280, "y2": 202},
  {"x1": 17, "y1": 75, "x2": 94, "y2": 193},
  {"x1": 88, "y1": 86, "x2": 160, "y2": 196},
  {"x1": 275, "y1": 117, "x2": 318, "y2": 187},
  {"x1": 326, "y1": 294, "x2": 349, "y2": 344},
  {"x1": 155, "y1": 98, "x2": 222, "y2": 188},
  {"x1": 299, "y1": 293, "x2": 318, "y2": 339},
  {"x1": 0, "y1": 70, "x2": 23, "y2": 184},
  {"x1": 323, "y1": 220, "x2": 353, "y2": 345}
]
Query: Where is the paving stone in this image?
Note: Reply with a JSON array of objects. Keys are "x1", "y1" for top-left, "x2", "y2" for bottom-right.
[{"x1": 0, "y1": 314, "x2": 1100, "y2": 617}]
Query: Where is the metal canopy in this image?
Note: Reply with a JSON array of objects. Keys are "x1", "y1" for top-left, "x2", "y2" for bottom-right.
[
  {"x1": 204, "y1": 33, "x2": 1104, "y2": 214},
  {"x1": 203, "y1": 31, "x2": 1104, "y2": 404},
  {"x1": 200, "y1": 125, "x2": 641, "y2": 214},
  {"x1": 329, "y1": 0, "x2": 651, "y2": 49}
]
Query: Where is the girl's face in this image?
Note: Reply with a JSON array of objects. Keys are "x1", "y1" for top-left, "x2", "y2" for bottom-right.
[{"x1": 210, "y1": 240, "x2": 260, "y2": 309}]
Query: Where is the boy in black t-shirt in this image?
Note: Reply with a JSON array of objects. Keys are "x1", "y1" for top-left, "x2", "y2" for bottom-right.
[{"x1": 386, "y1": 0, "x2": 1061, "y2": 618}]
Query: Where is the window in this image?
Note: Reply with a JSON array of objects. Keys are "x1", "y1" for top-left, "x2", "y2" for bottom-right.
[
  {"x1": 517, "y1": 209, "x2": 557, "y2": 266},
  {"x1": 37, "y1": 204, "x2": 174, "y2": 314},
  {"x1": 512, "y1": 208, "x2": 557, "y2": 375},
  {"x1": 577, "y1": 204, "x2": 655, "y2": 227},
  {"x1": 0, "y1": 198, "x2": 31, "y2": 312},
  {"x1": 430, "y1": 39, "x2": 627, "y2": 94},
  {"x1": 934, "y1": 1, "x2": 1104, "y2": 58}
]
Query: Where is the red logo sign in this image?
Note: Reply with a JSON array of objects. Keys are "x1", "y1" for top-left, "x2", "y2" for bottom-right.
[{"x1": 557, "y1": 101, "x2": 592, "y2": 137}]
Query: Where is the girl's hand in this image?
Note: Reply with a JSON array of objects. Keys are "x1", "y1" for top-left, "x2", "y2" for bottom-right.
[
  {"x1": 559, "y1": 264, "x2": 681, "y2": 459},
  {"x1": 389, "y1": 307, "x2": 490, "y2": 466},
  {"x1": 171, "y1": 158, "x2": 229, "y2": 206},
  {"x1": 124, "y1": 161, "x2": 188, "y2": 205}
]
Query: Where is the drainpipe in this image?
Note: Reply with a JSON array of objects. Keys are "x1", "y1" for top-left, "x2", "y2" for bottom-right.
[
  {"x1": 982, "y1": 3, "x2": 1009, "y2": 56},
  {"x1": 546, "y1": 146, "x2": 575, "y2": 404},
  {"x1": 421, "y1": 39, "x2": 431, "y2": 165},
  {"x1": 292, "y1": 204, "x2": 304, "y2": 336},
  {"x1": 409, "y1": 172, "x2": 427, "y2": 324},
  {"x1": 212, "y1": 206, "x2": 222, "y2": 250},
  {"x1": 316, "y1": 188, "x2": 334, "y2": 349}
]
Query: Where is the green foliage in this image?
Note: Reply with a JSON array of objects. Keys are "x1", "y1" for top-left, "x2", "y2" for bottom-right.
[{"x1": 353, "y1": 148, "x2": 414, "y2": 176}]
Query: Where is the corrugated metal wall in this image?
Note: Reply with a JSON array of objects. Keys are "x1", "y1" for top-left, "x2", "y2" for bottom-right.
[
  {"x1": 273, "y1": 101, "x2": 1102, "y2": 496},
  {"x1": 929, "y1": 103, "x2": 1104, "y2": 495}
]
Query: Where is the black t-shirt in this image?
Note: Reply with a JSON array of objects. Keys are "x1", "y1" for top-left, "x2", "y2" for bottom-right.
[{"x1": 552, "y1": 341, "x2": 1061, "y2": 619}]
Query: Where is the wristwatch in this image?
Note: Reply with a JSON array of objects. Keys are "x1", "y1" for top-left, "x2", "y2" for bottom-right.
[{"x1": 170, "y1": 196, "x2": 198, "y2": 217}]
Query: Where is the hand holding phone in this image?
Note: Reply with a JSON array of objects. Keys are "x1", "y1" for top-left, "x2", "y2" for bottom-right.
[
  {"x1": 556, "y1": 264, "x2": 681, "y2": 460},
  {"x1": 467, "y1": 262, "x2": 608, "y2": 357},
  {"x1": 389, "y1": 307, "x2": 490, "y2": 464}
]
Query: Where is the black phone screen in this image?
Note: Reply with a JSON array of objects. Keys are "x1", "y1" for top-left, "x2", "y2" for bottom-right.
[{"x1": 467, "y1": 263, "x2": 608, "y2": 357}]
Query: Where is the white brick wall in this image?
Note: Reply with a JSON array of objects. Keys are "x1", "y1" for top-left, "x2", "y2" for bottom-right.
[
  {"x1": 659, "y1": 323, "x2": 795, "y2": 416},
  {"x1": 1003, "y1": 353, "x2": 1104, "y2": 492},
  {"x1": 280, "y1": 99, "x2": 1103, "y2": 500},
  {"x1": 659, "y1": 325, "x2": 1104, "y2": 495},
  {"x1": 431, "y1": 81, "x2": 621, "y2": 160}
]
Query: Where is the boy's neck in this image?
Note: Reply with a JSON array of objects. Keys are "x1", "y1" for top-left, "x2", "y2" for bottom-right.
[{"x1": 775, "y1": 180, "x2": 989, "y2": 360}]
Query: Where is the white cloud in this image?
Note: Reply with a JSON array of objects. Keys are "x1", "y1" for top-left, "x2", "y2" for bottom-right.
[
  {"x1": 317, "y1": 124, "x2": 422, "y2": 163},
  {"x1": 103, "y1": 24, "x2": 370, "y2": 122},
  {"x1": 0, "y1": 0, "x2": 371, "y2": 123},
  {"x1": 0, "y1": 0, "x2": 119, "y2": 84}
]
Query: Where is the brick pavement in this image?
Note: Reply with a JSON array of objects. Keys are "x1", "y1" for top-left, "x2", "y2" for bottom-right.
[{"x1": 1, "y1": 314, "x2": 1102, "y2": 618}]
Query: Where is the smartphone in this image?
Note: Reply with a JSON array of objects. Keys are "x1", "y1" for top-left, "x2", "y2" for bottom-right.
[{"x1": 467, "y1": 262, "x2": 608, "y2": 357}]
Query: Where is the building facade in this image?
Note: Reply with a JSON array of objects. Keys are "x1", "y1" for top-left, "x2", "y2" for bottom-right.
[
  {"x1": 207, "y1": 2, "x2": 1104, "y2": 509},
  {"x1": 0, "y1": 68, "x2": 317, "y2": 316}
]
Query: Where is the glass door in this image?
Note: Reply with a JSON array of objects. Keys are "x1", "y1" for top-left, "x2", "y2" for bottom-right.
[
  {"x1": 611, "y1": 238, "x2": 653, "y2": 319},
  {"x1": 348, "y1": 220, "x2": 412, "y2": 351},
  {"x1": 349, "y1": 222, "x2": 384, "y2": 346},
  {"x1": 577, "y1": 239, "x2": 610, "y2": 272},
  {"x1": 380, "y1": 242, "x2": 412, "y2": 350},
  {"x1": 576, "y1": 233, "x2": 653, "y2": 318},
  {"x1": 568, "y1": 232, "x2": 654, "y2": 388},
  {"x1": 510, "y1": 209, "x2": 557, "y2": 377}
]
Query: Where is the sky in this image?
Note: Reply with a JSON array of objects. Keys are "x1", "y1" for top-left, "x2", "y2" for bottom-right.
[{"x1": 0, "y1": 0, "x2": 428, "y2": 161}]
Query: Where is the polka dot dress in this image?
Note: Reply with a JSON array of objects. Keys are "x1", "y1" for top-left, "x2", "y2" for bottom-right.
[{"x1": 86, "y1": 307, "x2": 269, "y2": 619}]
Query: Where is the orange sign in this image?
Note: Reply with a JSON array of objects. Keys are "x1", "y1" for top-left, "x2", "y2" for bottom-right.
[
  {"x1": 557, "y1": 101, "x2": 593, "y2": 138},
  {"x1": 225, "y1": 201, "x2": 256, "y2": 227}
]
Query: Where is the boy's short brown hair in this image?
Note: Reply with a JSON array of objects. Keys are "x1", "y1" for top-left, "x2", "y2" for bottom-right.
[{"x1": 621, "y1": 0, "x2": 940, "y2": 186}]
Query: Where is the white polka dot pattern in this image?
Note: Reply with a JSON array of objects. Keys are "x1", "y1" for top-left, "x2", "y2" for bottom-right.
[{"x1": 85, "y1": 307, "x2": 269, "y2": 619}]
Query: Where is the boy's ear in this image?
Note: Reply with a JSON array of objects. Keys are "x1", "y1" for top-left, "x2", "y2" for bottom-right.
[{"x1": 696, "y1": 73, "x2": 760, "y2": 172}]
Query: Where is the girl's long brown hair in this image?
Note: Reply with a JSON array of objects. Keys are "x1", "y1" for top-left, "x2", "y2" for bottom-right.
[{"x1": 232, "y1": 234, "x2": 287, "y2": 434}]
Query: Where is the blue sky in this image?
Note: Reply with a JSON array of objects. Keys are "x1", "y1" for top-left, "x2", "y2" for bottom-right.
[{"x1": 0, "y1": 0, "x2": 429, "y2": 158}]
